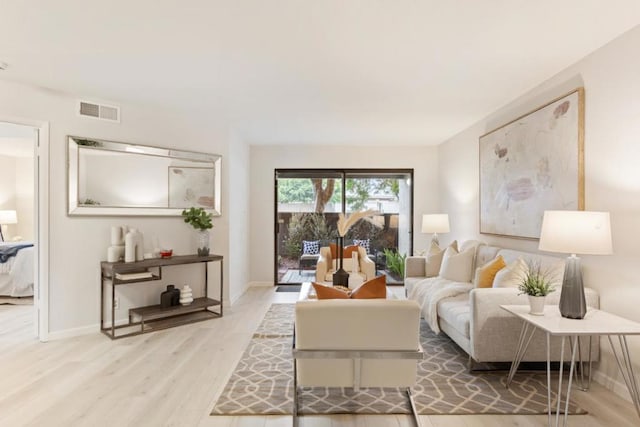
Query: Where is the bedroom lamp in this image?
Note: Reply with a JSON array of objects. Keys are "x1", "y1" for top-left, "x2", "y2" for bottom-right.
[
  {"x1": 538, "y1": 210, "x2": 612, "y2": 319},
  {"x1": 0, "y1": 210, "x2": 17, "y2": 242},
  {"x1": 421, "y1": 214, "x2": 450, "y2": 246}
]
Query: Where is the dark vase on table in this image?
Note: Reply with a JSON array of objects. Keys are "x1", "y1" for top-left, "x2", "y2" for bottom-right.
[{"x1": 332, "y1": 236, "x2": 349, "y2": 287}]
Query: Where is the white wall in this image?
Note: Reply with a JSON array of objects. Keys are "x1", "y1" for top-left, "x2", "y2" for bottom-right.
[
  {"x1": 438, "y1": 25, "x2": 640, "y2": 396},
  {"x1": 249, "y1": 145, "x2": 439, "y2": 283},
  {"x1": 15, "y1": 156, "x2": 34, "y2": 241},
  {"x1": 226, "y1": 132, "x2": 250, "y2": 303},
  {"x1": 0, "y1": 79, "x2": 241, "y2": 334},
  {"x1": 0, "y1": 155, "x2": 17, "y2": 209}
]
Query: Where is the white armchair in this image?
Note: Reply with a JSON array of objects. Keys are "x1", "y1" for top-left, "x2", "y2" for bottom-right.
[
  {"x1": 293, "y1": 299, "x2": 423, "y2": 426},
  {"x1": 315, "y1": 245, "x2": 376, "y2": 283}
]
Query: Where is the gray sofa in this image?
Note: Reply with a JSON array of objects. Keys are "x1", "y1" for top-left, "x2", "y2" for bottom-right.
[{"x1": 405, "y1": 240, "x2": 599, "y2": 364}]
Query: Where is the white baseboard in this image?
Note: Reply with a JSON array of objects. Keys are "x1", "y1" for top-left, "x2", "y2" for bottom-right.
[
  {"x1": 249, "y1": 281, "x2": 274, "y2": 287},
  {"x1": 47, "y1": 318, "x2": 132, "y2": 340},
  {"x1": 47, "y1": 324, "x2": 98, "y2": 340},
  {"x1": 593, "y1": 368, "x2": 633, "y2": 403}
]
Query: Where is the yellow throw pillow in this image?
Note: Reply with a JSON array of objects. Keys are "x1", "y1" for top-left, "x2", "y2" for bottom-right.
[
  {"x1": 473, "y1": 255, "x2": 506, "y2": 288},
  {"x1": 350, "y1": 275, "x2": 387, "y2": 299}
]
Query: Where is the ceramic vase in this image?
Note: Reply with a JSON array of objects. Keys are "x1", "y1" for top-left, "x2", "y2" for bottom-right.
[
  {"x1": 180, "y1": 285, "x2": 194, "y2": 306},
  {"x1": 332, "y1": 236, "x2": 349, "y2": 286},
  {"x1": 528, "y1": 295, "x2": 546, "y2": 316},
  {"x1": 197, "y1": 230, "x2": 210, "y2": 256}
]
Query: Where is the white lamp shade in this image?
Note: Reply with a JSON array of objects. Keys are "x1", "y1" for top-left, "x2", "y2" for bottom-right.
[
  {"x1": 538, "y1": 210, "x2": 612, "y2": 255},
  {"x1": 0, "y1": 210, "x2": 17, "y2": 224},
  {"x1": 421, "y1": 214, "x2": 450, "y2": 234}
]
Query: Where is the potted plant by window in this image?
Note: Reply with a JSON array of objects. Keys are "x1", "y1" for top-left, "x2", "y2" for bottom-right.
[
  {"x1": 518, "y1": 261, "x2": 555, "y2": 315},
  {"x1": 182, "y1": 207, "x2": 213, "y2": 256}
]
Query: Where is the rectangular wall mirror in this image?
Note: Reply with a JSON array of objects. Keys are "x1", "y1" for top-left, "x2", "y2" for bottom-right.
[{"x1": 68, "y1": 136, "x2": 221, "y2": 216}]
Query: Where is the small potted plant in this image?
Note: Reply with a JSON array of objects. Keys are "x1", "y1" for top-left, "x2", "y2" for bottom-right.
[
  {"x1": 518, "y1": 261, "x2": 555, "y2": 315},
  {"x1": 182, "y1": 207, "x2": 213, "y2": 256}
]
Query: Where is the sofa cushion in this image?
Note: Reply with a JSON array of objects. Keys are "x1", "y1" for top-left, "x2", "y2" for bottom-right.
[
  {"x1": 437, "y1": 293, "x2": 470, "y2": 338},
  {"x1": 332, "y1": 257, "x2": 356, "y2": 272},
  {"x1": 492, "y1": 257, "x2": 528, "y2": 288},
  {"x1": 475, "y1": 245, "x2": 501, "y2": 271},
  {"x1": 473, "y1": 255, "x2": 506, "y2": 288},
  {"x1": 425, "y1": 241, "x2": 445, "y2": 277},
  {"x1": 439, "y1": 245, "x2": 475, "y2": 283}
]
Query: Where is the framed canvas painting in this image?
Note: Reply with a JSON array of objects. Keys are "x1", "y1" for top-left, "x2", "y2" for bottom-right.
[
  {"x1": 479, "y1": 88, "x2": 584, "y2": 239},
  {"x1": 168, "y1": 166, "x2": 216, "y2": 209}
]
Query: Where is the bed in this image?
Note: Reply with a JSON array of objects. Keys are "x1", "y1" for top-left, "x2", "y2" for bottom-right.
[{"x1": 0, "y1": 242, "x2": 34, "y2": 297}]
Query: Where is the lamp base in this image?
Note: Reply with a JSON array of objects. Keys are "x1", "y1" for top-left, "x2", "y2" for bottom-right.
[
  {"x1": 332, "y1": 268, "x2": 349, "y2": 287},
  {"x1": 559, "y1": 255, "x2": 587, "y2": 319}
]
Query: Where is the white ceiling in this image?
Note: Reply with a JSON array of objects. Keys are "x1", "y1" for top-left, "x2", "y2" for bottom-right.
[{"x1": 1, "y1": 1, "x2": 639, "y2": 146}]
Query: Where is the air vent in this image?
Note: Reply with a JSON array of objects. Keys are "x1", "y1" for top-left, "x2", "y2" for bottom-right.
[{"x1": 77, "y1": 100, "x2": 120, "y2": 123}]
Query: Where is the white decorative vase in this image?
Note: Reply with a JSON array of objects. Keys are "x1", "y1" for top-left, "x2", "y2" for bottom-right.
[
  {"x1": 180, "y1": 285, "x2": 194, "y2": 306},
  {"x1": 197, "y1": 230, "x2": 210, "y2": 256},
  {"x1": 528, "y1": 295, "x2": 546, "y2": 315}
]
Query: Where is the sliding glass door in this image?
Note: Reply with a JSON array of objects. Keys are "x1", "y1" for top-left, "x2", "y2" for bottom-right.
[{"x1": 274, "y1": 169, "x2": 413, "y2": 286}]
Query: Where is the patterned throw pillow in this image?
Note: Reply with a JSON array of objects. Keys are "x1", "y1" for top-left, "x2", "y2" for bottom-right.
[
  {"x1": 352, "y1": 239, "x2": 370, "y2": 254},
  {"x1": 302, "y1": 240, "x2": 319, "y2": 255}
]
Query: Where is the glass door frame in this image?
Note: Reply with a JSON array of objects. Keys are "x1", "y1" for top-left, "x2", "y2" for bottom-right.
[{"x1": 274, "y1": 168, "x2": 414, "y2": 286}]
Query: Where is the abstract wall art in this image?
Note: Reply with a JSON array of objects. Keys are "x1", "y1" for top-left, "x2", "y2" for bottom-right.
[
  {"x1": 479, "y1": 88, "x2": 584, "y2": 239},
  {"x1": 168, "y1": 166, "x2": 216, "y2": 209}
]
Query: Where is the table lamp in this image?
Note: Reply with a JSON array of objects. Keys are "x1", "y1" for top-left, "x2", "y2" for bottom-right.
[
  {"x1": 538, "y1": 210, "x2": 612, "y2": 319},
  {"x1": 0, "y1": 210, "x2": 17, "y2": 242},
  {"x1": 421, "y1": 214, "x2": 450, "y2": 246}
]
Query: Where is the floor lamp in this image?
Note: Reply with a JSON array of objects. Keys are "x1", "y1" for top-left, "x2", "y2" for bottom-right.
[
  {"x1": 0, "y1": 210, "x2": 17, "y2": 242},
  {"x1": 421, "y1": 214, "x2": 450, "y2": 246},
  {"x1": 538, "y1": 210, "x2": 612, "y2": 319}
]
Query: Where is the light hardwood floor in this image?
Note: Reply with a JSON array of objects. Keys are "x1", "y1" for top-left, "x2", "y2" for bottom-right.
[{"x1": 0, "y1": 288, "x2": 637, "y2": 427}]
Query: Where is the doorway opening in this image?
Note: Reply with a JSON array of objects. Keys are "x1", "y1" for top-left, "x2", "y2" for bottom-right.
[
  {"x1": 274, "y1": 169, "x2": 413, "y2": 286},
  {"x1": 0, "y1": 121, "x2": 44, "y2": 341}
]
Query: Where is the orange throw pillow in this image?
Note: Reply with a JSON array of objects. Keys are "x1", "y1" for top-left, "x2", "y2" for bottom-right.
[
  {"x1": 312, "y1": 276, "x2": 387, "y2": 299},
  {"x1": 329, "y1": 244, "x2": 359, "y2": 260},
  {"x1": 343, "y1": 245, "x2": 359, "y2": 258},
  {"x1": 350, "y1": 275, "x2": 387, "y2": 299},
  {"x1": 329, "y1": 243, "x2": 338, "y2": 260},
  {"x1": 312, "y1": 282, "x2": 349, "y2": 299}
]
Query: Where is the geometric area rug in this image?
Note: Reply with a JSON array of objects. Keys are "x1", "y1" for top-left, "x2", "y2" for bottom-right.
[{"x1": 211, "y1": 303, "x2": 586, "y2": 416}]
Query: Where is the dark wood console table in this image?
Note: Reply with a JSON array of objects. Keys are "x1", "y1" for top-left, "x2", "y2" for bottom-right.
[{"x1": 100, "y1": 254, "x2": 223, "y2": 339}]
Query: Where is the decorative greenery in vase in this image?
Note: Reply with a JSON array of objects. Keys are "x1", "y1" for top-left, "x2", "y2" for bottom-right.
[
  {"x1": 182, "y1": 207, "x2": 213, "y2": 256},
  {"x1": 518, "y1": 261, "x2": 555, "y2": 297},
  {"x1": 181, "y1": 207, "x2": 213, "y2": 230}
]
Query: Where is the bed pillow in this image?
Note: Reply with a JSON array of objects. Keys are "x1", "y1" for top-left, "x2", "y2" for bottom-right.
[
  {"x1": 473, "y1": 255, "x2": 506, "y2": 288},
  {"x1": 493, "y1": 257, "x2": 528, "y2": 288},
  {"x1": 439, "y1": 243, "x2": 475, "y2": 283}
]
